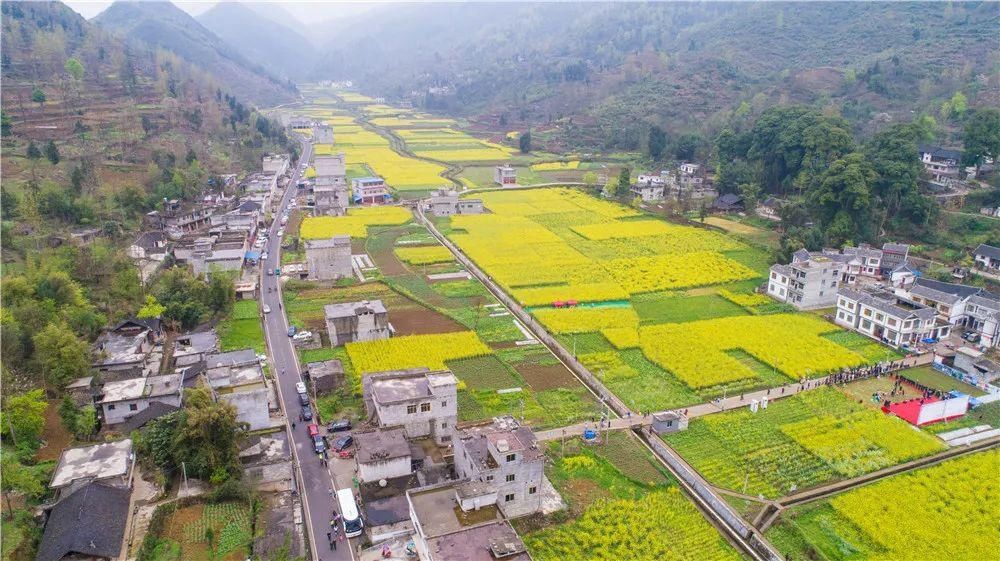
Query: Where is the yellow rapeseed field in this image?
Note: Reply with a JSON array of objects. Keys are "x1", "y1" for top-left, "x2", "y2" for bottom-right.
[
  {"x1": 300, "y1": 207, "x2": 412, "y2": 239},
  {"x1": 531, "y1": 160, "x2": 581, "y2": 171},
  {"x1": 346, "y1": 332, "x2": 493, "y2": 375},
  {"x1": 533, "y1": 306, "x2": 639, "y2": 334}
]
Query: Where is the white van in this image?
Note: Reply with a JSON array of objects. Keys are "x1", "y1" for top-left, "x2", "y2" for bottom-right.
[
  {"x1": 262, "y1": 304, "x2": 271, "y2": 314},
  {"x1": 336, "y1": 488, "x2": 364, "y2": 538},
  {"x1": 295, "y1": 382, "x2": 307, "y2": 395}
]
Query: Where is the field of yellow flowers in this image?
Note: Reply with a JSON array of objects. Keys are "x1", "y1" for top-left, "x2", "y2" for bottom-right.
[
  {"x1": 394, "y1": 245, "x2": 454, "y2": 265},
  {"x1": 300, "y1": 207, "x2": 412, "y2": 239},
  {"x1": 346, "y1": 331, "x2": 492, "y2": 375}
]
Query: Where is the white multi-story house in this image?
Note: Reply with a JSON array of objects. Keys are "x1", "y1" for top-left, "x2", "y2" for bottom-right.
[
  {"x1": 362, "y1": 368, "x2": 458, "y2": 444},
  {"x1": 767, "y1": 256, "x2": 841, "y2": 309},
  {"x1": 452, "y1": 416, "x2": 544, "y2": 518},
  {"x1": 973, "y1": 244, "x2": 1000, "y2": 273},
  {"x1": 834, "y1": 287, "x2": 947, "y2": 348},
  {"x1": 313, "y1": 123, "x2": 335, "y2": 144},
  {"x1": 919, "y1": 144, "x2": 962, "y2": 185},
  {"x1": 324, "y1": 300, "x2": 392, "y2": 346},
  {"x1": 99, "y1": 373, "x2": 183, "y2": 426},
  {"x1": 355, "y1": 428, "x2": 413, "y2": 484},
  {"x1": 631, "y1": 174, "x2": 665, "y2": 201},
  {"x1": 494, "y1": 164, "x2": 517, "y2": 186},
  {"x1": 900, "y1": 278, "x2": 1000, "y2": 347}
]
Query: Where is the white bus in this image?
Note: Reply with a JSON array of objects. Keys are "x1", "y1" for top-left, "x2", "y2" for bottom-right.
[{"x1": 336, "y1": 488, "x2": 364, "y2": 538}]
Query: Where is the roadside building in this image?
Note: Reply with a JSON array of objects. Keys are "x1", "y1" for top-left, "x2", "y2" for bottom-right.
[
  {"x1": 766, "y1": 256, "x2": 841, "y2": 309},
  {"x1": 306, "y1": 359, "x2": 345, "y2": 395},
  {"x1": 352, "y1": 177, "x2": 391, "y2": 204},
  {"x1": 240, "y1": 433, "x2": 294, "y2": 493},
  {"x1": 313, "y1": 123, "x2": 335, "y2": 144},
  {"x1": 35, "y1": 481, "x2": 130, "y2": 561},
  {"x1": 262, "y1": 154, "x2": 290, "y2": 176},
  {"x1": 493, "y1": 164, "x2": 517, "y2": 186},
  {"x1": 362, "y1": 368, "x2": 458, "y2": 444},
  {"x1": 651, "y1": 411, "x2": 689, "y2": 434},
  {"x1": 305, "y1": 235, "x2": 353, "y2": 280},
  {"x1": 355, "y1": 428, "x2": 415, "y2": 483},
  {"x1": 206, "y1": 351, "x2": 271, "y2": 430},
  {"x1": 98, "y1": 372, "x2": 183, "y2": 427},
  {"x1": 49, "y1": 439, "x2": 133, "y2": 491},
  {"x1": 834, "y1": 287, "x2": 948, "y2": 348},
  {"x1": 427, "y1": 189, "x2": 484, "y2": 216},
  {"x1": 406, "y1": 482, "x2": 530, "y2": 561},
  {"x1": 314, "y1": 153, "x2": 350, "y2": 215},
  {"x1": 452, "y1": 416, "x2": 544, "y2": 518},
  {"x1": 324, "y1": 300, "x2": 392, "y2": 346},
  {"x1": 973, "y1": 243, "x2": 1000, "y2": 273}
]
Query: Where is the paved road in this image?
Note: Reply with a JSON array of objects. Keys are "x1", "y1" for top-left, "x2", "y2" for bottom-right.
[{"x1": 260, "y1": 139, "x2": 356, "y2": 561}]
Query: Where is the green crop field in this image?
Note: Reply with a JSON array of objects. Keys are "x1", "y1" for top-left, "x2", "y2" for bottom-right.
[
  {"x1": 665, "y1": 387, "x2": 946, "y2": 498},
  {"x1": 217, "y1": 300, "x2": 265, "y2": 353}
]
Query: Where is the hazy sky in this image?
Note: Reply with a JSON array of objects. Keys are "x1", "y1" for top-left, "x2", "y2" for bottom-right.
[{"x1": 63, "y1": 1, "x2": 381, "y2": 24}]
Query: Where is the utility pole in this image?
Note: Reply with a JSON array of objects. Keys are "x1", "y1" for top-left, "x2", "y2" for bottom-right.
[{"x1": 182, "y1": 461, "x2": 189, "y2": 493}]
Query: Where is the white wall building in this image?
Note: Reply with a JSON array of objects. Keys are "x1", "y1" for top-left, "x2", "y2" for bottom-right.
[{"x1": 362, "y1": 368, "x2": 458, "y2": 444}]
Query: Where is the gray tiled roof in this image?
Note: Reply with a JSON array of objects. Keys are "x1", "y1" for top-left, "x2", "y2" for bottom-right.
[
  {"x1": 910, "y1": 278, "x2": 981, "y2": 305},
  {"x1": 838, "y1": 287, "x2": 936, "y2": 321},
  {"x1": 36, "y1": 482, "x2": 130, "y2": 561},
  {"x1": 973, "y1": 244, "x2": 1000, "y2": 261}
]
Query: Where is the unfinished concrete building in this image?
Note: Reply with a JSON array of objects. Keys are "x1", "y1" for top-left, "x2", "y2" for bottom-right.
[
  {"x1": 324, "y1": 300, "x2": 392, "y2": 346},
  {"x1": 362, "y1": 368, "x2": 458, "y2": 444},
  {"x1": 305, "y1": 235, "x2": 353, "y2": 280}
]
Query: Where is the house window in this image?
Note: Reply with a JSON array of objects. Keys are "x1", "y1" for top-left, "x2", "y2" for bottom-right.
[
  {"x1": 529, "y1": 486, "x2": 537, "y2": 495},
  {"x1": 407, "y1": 404, "x2": 417, "y2": 414},
  {"x1": 129, "y1": 404, "x2": 138, "y2": 411},
  {"x1": 506, "y1": 453, "x2": 516, "y2": 463},
  {"x1": 837, "y1": 311, "x2": 845, "y2": 320},
  {"x1": 486, "y1": 475, "x2": 494, "y2": 482},
  {"x1": 505, "y1": 493, "x2": 515, "y2": 502},
  {"x1": 506, "y1": 474, "x2": 515, "y2": 483},
  {"x1": 108, "y1": 404, "x2": 116, "y2": 410},
  {"x1": 441, "y1": 400, "x2": 447, "y2": 407},
  {"x1": 420, "y1": 403, "x2": 431, "y2": 413},
  {"x1": 441, "y1": 421, "x2": 448, "y2": 429}
]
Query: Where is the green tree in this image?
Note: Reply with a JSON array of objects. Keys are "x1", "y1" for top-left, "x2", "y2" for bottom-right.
[
  {"x1": 674, "y1": 133, "x2": 702, "y2": 161},
  {"x1": 962, "y1": 108, "x2": 1000, "y2": 171},
  {"x1": 865, "y1": 124, "x2": 927, "y2": 233},
  {"x1": 808, "y1": 152, "x2": 876, "y2": 245},
  {"x1": 1, "y1": 454, "x2": 44, "y2": 517},
  {"x1": 26, "y1": 141, "x2": 41, "y2": 161},
  {"x1": 207, "y1": 274, "x2": 235, "y2": 314},
  {"x1": 75, "y1": 406, "x2": 97, "y2": 440},
  {"x1": 1, "y1": 110, "x2": 11, "y2": 137},
  {"x1": 940, "y1": 91, "x2": 968, "y2": 120},
  {"x1": 171, "y1": 388, "x2": 247, "y2": 481},
  {"x1": 31, "y1": 323, "x2": 90, "y2": 390},
  {"x1": 44, "y1": 140, "x2": 59, "y2": 165},
  {"x1": 31, "y1": 87, "x2": 46, "y2": 107},
  {"x1": 738, "y1": 182, "x2": 763, "y2": 211},
  {"x1": 617, "y1": 167, "x2": 631, "y2": 193},
  {"x1": 648, "y1": 125, "x2": 667, "y2": 160},
  {"x1": 582, "y1": 172, "x2": 598, "y2": 189},
  {"x1": 519, "y1": 130, "x2": 532, "y2": 153},
  {"x1": 58, "y1": 394, "x2": 79, "y2": 436},
  {"x1": 63, "y1": 57, "x2": 84, "y2": 81},
  {"x1": 698, "y1": 202, "x2": 708, "y2": 223},
  {"x1": 137, "y1": 295, "x2": 167, "y2": 319},
  {"x1": 1, "y1": 389, "x2": 48, "y2": 450}
]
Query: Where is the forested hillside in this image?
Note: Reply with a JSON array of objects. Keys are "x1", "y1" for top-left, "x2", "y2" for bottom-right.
[
  {"x1": 315, "y1": 2, "x2": 998, "y2": 150},
  {"x1": 94, "y1": 1, "x2": 298, "y2": 106}
]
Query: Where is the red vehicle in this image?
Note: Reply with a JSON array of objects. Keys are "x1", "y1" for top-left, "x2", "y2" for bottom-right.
[{"x1": 307, "y1": 424, "x2": 320, "y2": 437}]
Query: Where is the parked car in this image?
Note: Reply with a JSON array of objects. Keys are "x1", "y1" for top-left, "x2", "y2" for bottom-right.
[
  {"x1": 327, "y1": 419, "x2": 352, "y2": 433},
  {"x1": 277, "y1": 228, "x2": 285, "y2": 238},
  {"x1": 307, "y1": 423, "x2": 319, "y2": 437},
  {"x1": 301, "y1": 405, "x2": 313, "y2": 421},
  {"x1": 292, "y1": 331, "x2": 312, "y2": 342},
  {"x1": 312, "y1": 435, "x2": 326, "y2": 454},
  {"x1": 295, "y1": 382, "x2": 307, "y2": 394},
  {"x1": 287, "y1": 326, "x2": 297, "y2": 337},
  {"x1": 298, "y1": 392, "x2": 310, "y2": 406},
  {"x1": 333, "y1": 435, "x2": 354, "y2": 452},
  {"x1": 267, "y1": 269, "x2": 274, "y2": 276},
  {"x1": 262, "y1": 304, "x2": 271, "y2": 314},
  {"x1": 261, "y1": 251, "x2": 268, "y2": 260}
]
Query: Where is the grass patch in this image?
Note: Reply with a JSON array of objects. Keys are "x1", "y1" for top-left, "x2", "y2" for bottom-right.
[
  {"x1": 822, "y1": 330, "x2": 903, "y2": 363},
  {"x1": 631, "y1": 292, "x2": 747, "y2": 324},
  {"x1": 448, "y1": 355, "x2": 521, "y2": 390},
  {"x1": 899, "y1": 366, "x2": 986, "y2": 396},
  {"x1": 217, "y1": 301, "x2": 265, "y2": 353}
]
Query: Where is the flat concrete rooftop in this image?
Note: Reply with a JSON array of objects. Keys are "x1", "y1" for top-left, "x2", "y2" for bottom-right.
[
  {"x1": 409, "y1": 485, "x2": 499, "y2": 538},
  {"x1": 51, "y1": 439, "x2": 132, "y2": 488}
]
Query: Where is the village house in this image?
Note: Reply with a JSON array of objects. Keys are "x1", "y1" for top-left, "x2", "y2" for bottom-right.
[
  {"x1": 35, "y1": 481, "x2": 131, "y2": 561},
  {"x1": 145, "y1": 198, "x2": 221, "y2": 235},
  {"x1": 305, "y1": 235, "x2": 353, "y2": 280},
  {"x1": 493, "y1": 164, "x2": 517, "y2": 186},
  {"x1": 426, "y1": 189, "x2": 484, "y2": 217},
  {"x1": 98, "y1": 372, "x2": 183, "y2": 426},
  {"x1": 352, "y1": 176, "x2": 391, "y2": 204},
  {"x1": 65, "y1": 376, "x2": 97, "y2": 407},
  {"x1": 951, "y1": 346, "x2": 1000, "y2": 386},
  {"x1": 49, "y1": 439, "x2": 134, "y2": 491},
  {"x1": 262, "y1": 153, "x2": 290, "y2": 177},
  {"x1": 756, "y1": 197, "x2": 784, "y2": 221},
  {"x1": 358, "y1": 476, "x2": 418, "y2": 544},
  {"x1": 288, "y1": 116, "x2": 312, "y2": 129},
  {"x1": 172, "y1": 229, "x2": 249, "y2": 278},
  {"x1": 305, "y1": 359, "x2": 345, "y2": 395},
  {"x1": 354, "y1": 428, "x2": 416, "y2": 483},
  {"x1": 631, "y1": 174, "x2": 665, "y2": 202},
  {"x1": 325, "y1": 300, "x2": 392, "y2": 346},
  {"x1": 91, "y1": 318, "x2": 163, "y2": 380},
  {"x1": 239, "y1": 434, "x2": 294, "y2": 493},
  {"x1": 127, "y1": 231, "x2": 168, "y2": 261},
  {"x1": 406, "y1": 482, "x2": 530, "y2": 561},
  {"x1": 313, "y1": 153, "x2": 350, "y2": 215},
  {"x1": 313, "y1": 123, "x2": 335, "y2": 144},
  {"x1": 919, "y1": 144, "x2": 962, "y2": 185},
  {"x1": 710, "y1": 193, "x2": 744, "y2": 213},
  {"x1": 900, "y1": 277, "x2": 1000, "y2": 347},
  {"x1": 211, "y1": 200, "x2": 262, "y2": 234},
  {"x1": 362, "y1": 368, "x2": 458, "y2": 444},
  {"x1": 240, "y1": 172, "x2": 280, "y2": 206},
  {"x1": 452, "y1": 416, "x2": 545, "y2": 518},
  {"x1": 972, "y1": 243, "x2": 1000, "y2": 273},
  {"x1": 205, "y1": 348, "x2": 272, "y2": 430},
  {"x1": 784, "y1": 242, "x2": 913, "y2": 288},
  {"x1": 767, "y1": 255, "x2": 842, "y2": 309},
  {"x1": 835, "y1": 286, "x2": 948, "y2": 348}
]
